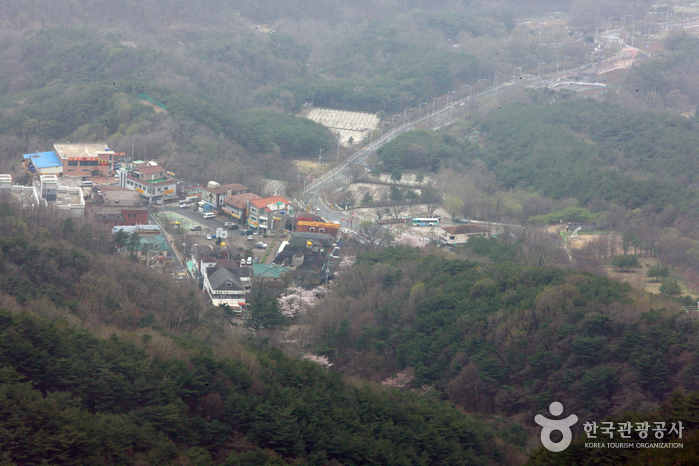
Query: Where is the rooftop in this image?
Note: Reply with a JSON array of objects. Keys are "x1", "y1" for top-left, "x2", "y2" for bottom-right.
[
  {"x1": 250, "y1": 196, "x2": 290, "y2": 210},
  {"x1": 53, "y1": 143, "x2": 114, "y2": 160},
  {"x1": 253, "y1": 263, "x2": 290, "y2": 279},
  {"x1": 205, "y1": 183, "x2": 249, "y2": 194},
  {"x1": 223, "y1": 192, "x2": 262, "y2": 208},
  {"x1": 135, "y1": 165, "x2": 166, "y2": 175},
  {"x1": 23, "y1": 151, "x2": 62, "y2": 169},
  {"x1": 208, "y1": 267, "x2": 246, "y2": 291}
]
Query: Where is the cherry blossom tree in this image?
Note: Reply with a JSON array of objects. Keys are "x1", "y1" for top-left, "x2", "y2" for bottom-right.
[
  {"x1": 391, "y1": 232, "x2": 426, "y2": 248},
  {"x1": 381, "y1": 370, "x2": 415, "y2": 389},
  {"x1": 277, "y1": 285, "x2": 324, "y2": 318},
  {"x1": 301, "y1": 353, "x2": 333, "y2": 369}
]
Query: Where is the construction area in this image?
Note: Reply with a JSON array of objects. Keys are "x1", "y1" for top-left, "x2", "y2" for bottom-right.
[{"x1": 305, "y1": 108, "x2": 379, "y2": 146}]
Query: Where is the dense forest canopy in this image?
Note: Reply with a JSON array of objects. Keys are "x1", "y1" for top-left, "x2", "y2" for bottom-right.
[{"x1": 302, "y1": 246, "x2": 699, "y2": 440}]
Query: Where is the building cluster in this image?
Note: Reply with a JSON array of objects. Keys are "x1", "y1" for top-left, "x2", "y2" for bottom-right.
[
  {"x1": 23, "y1": 143, "x2": 124, "y2": 178},
  {"x1": 10, "y1": 142, "x2": 345, "y2": 314},
  {"x1": 0, "y1": 173, "x2": 85, "y2": 216}
]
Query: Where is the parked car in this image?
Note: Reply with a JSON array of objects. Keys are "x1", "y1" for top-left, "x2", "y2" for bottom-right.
[
  {"x1": 255, "y1": 242, "x2": 268, "y2": 249},
  {"x1": 246, "y1": 257, "x2": 253, "y2": 265},
  {"x1": 190, "y1": 225, "x2": 202, "y2": 231},
  {"x1": 247, "y1": 235, "x2": 253, "y2": 241},
  {"x1": 206, "y1": 234, "x2": 212, "y2": 240},
  {"x1": 243, "y1": 229, "x2": 253, "y2": 235},
  {"x1": 227, "y1": 224, "x2": 239, "y2": 230}
]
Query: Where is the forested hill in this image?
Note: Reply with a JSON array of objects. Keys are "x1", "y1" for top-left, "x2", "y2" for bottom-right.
[
  {"x1": 302, "y1": 247, "x2": 699, "y2": 450},
  {"x1": 479, "y1": 99, "x2": 699, "y2": 210},
  {"x1": 0, "y1": 201, "x2": 508, "y2": 465},
  {"x1": 0, "y1": 311, "x2": 502, "y2": 466}
]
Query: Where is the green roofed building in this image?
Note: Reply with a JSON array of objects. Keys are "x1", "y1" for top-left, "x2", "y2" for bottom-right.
[
  {"x1": 252, "y1": 263, "x2": 290, "y2": 282},
  {"x1": 120, "y1": 162, "x2": 177, "y2": 202}
]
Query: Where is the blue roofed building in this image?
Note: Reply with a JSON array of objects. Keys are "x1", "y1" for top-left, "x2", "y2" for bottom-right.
[{"x1": 22, "y1": 151, "x2": 63, "y2": 176}]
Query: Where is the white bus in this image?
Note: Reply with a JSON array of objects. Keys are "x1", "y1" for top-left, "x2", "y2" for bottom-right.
[{"x1": 411, "y1": 217, "x2": 439, "y2": 226}]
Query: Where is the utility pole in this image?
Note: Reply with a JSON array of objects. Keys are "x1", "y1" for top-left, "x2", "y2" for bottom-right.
[{"x1": 318, "y1": 148, "x2": 323, "y2": 176}]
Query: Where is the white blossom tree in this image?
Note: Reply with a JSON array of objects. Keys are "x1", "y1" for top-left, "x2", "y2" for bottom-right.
[
  {"x1": 391, "y1": 232, "x2": 426, "y2": 248},
  {"x1": 381, "y1": 370, "x2": 415, "y2": 389},
  {"x1": 277, "y1": 285, "x2": 324, "y2": 318},
  {"x1": 301, "y1": 353, "x2": 333, "y2": 369}
]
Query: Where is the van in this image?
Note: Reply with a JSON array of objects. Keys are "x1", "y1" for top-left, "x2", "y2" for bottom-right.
[
  {"x1": 203, "y1": 212, "x2": 215, "y2": 219},
  {"x1": 246, "y1": 257, "x2": 252, "y2": 265},
  {"x1": 79, "y1": 180, "x2": 94, "y2": 187}
]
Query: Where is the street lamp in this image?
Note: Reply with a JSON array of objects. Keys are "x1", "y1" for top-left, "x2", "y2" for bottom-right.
[
  {"x1": 447, "y1": 90, "x2": 455, "y2": 106},
  {"x1": 513, "y1": 67, "x2": 523, "y2": 84},
  {"x1": 403, "y1": 108, "x2": 412, "y2": 127},
  {"x1": 381, "y1": 100, "x2": 385, "y2": 111},
  {"x1": 418, "y1": 102, "x2": 429, "y2": 112},
  {"x1": 494, "y1": 72, "x2": 502, "y2": 92},
  {"x1": 461, "y1": 84, "x2": 470, "y2": 101},
  {"x1": 392, "y1": 114, "x2": 401, "y2": 125},
  {"x1": 537, "y1": 62, "x2": 545, "y2": 78},
  {"x1": 382, "y1": 121, "x2": 389, "y2": 136},
  {"x1": 432, "y1": 97, "x2": 441, "y2": 114},
  {"x1": 318, "y1": 147, "x2": 323, "y2": 176}
]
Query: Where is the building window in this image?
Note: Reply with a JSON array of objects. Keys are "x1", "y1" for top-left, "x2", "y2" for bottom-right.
[{"x1": 67, "y1": 161, "x2": 78, "y2": 166}]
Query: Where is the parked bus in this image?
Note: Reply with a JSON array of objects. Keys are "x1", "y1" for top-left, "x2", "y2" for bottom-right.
[{"x1": 411, "y1": 217, "x2": 439, "y2": 226}]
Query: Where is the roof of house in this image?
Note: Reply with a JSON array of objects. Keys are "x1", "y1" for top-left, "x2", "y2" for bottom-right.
[
  {"x1": 290, "y1": 231, "x2": 336, "y2": 246},
  {"x1": 23, "y1": 151, "x2": 63, "y2": 169},
  {"x1": 207, "y1": 267, "x2": 245, "y2": 291},
  {"x1": 213, "y1": 258, "x2": 244, "y2": 269},
  {"x1": 93, "y1": 206, "x2": 125, "y2": 218},
  {"x1": 253, "y1": 264, "x2": 290, "y2": 279},
  {"x1": 223, "y1": 192, "x2": 261, "y2": 208},
  {"x1": 138, "y1": 234, "x2": 169, "y2": 251},
  {"x1": 102, "y1": 190, "x2": 143, "y2": 207},
  {"x1": 442, "y1": 224, "x2": 490, "y2": 235},
  {"x1": 53, "y1": 143, "x2": 113, "y2": 159},
  {"x1": 250, "y1": 196, "x2": 290, "y2": 210},
  {"x1": 204, "y1": 183, "x2": 249, "y2": 194},
  {"x1": 135, "y1": 165, "x2": 166, "y2": 175}
]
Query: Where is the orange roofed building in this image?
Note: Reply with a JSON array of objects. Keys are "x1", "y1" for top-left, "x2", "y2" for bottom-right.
[
  {"x1": 248, "y1": 196, "x2": 291, "y2": 233},
  {"x1": 295, "y1": 220, "x2": 340, "y2": 237}
]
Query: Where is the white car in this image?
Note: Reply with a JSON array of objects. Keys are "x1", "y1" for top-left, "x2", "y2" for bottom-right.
[
  {"x1": 206, "y1": 234, "x2": 212, "y2": 240},
  {"x1": 255, "y1": 242, "x2": 268, "y2": 249}
]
